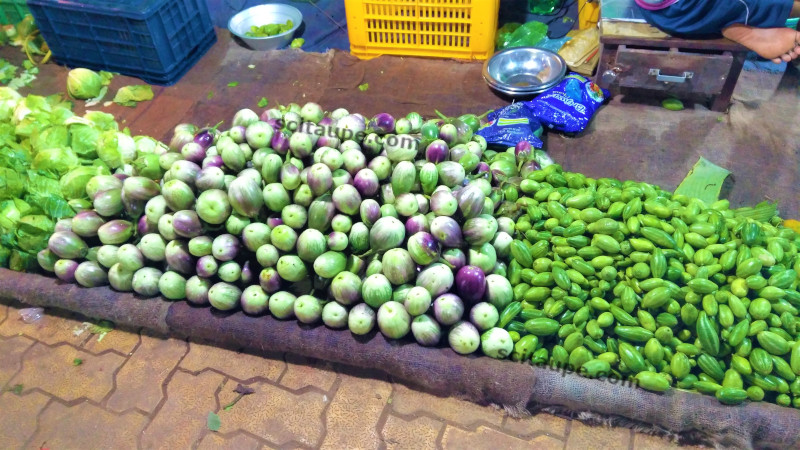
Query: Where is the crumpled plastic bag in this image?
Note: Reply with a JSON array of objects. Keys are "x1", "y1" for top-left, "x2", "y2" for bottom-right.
[
  {"x1": 534, "y1": 35, "x2": 572, "y2": 52},
  {"x1": 498, "y1": 21, "x2": 548, "y2": 50},
  {"x1": 495, "y1": 22, "x2": 523, "y2": 49},
  {"x1": 476, "y1": 102, "x2": 544, "y2": 148},
  {"x1": 525, "y1": 74, "x2": 610, "y2": 134},
  {"x1": 18, "y1": 307, "x2": 44, "y2": 323}
]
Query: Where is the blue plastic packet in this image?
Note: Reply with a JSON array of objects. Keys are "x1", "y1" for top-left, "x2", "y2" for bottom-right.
[
  {"x1": 526, "y1": 74, "x2": 610, "y2": 134},
  {"x1": 476, "y1": 102, "x2": 544, "y2": 149}
]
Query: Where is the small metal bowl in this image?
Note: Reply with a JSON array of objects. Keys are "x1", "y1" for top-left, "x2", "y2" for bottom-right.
[
  {"x1": 483, "y1": 47, "x2": 567, "y2": 96},
  {"x1": 229, "y1": 4, "x2": 302, "y2": 51}
]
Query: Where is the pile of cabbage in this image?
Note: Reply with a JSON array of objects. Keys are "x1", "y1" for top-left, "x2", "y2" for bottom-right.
[
  {"x1": 0, "y1": 87, "x2": 167, "y2": 271},
  {"x1": 37, "y1": 102, "x2": 552, "y2": 357}
]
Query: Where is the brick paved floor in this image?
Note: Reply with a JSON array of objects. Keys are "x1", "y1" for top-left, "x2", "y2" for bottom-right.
[{"x1": 0, "y1": 302, "x2": 703, "y2": 450}]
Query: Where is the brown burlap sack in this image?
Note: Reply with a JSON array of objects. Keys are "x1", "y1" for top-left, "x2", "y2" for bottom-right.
[
  {"x1": 1, "y1": 269, "x2": 799, "y2": 448},
  {"x1": 0, "y1": 269, "x2": 171, "y2": 334}
]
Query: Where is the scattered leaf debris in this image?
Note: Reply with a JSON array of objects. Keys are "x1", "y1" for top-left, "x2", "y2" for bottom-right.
[{"x1": 207, "y1": 411, "x2": 221, "y2": 431}]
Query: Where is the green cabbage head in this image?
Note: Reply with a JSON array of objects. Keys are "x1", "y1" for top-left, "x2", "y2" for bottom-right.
[{"x1": 67, "y1": 68, "x2": 103, "y2": 100}]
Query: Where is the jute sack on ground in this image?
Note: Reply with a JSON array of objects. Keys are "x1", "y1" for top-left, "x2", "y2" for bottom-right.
[{"x1": 1, "y1": 269, "x2": 798, "y2": 449}]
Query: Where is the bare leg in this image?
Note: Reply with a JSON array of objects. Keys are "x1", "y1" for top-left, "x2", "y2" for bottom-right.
[
  {"x1": 722, "y1": 24, "x2": 800, "y2": 63},
  {"x1": 793, "y1": 1, "x2": 800, "y2": 17}
]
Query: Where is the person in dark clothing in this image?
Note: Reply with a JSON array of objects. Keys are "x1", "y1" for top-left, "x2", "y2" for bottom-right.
[{"x1": 635, "y1": 0, "x2": 800, "y2": 63}]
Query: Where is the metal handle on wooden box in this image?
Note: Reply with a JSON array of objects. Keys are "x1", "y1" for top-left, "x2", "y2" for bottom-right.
[{"x1": 648, "y1": 69, "x2": 693, "y2": 83}]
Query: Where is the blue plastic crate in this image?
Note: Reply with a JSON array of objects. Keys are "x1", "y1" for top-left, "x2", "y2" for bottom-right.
[{"x1": 27, "y1": 0, "x2": 216, "y2": 85}]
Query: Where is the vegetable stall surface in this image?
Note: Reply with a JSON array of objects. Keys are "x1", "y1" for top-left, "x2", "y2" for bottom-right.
[{"x1": 4, "y1": 84, "x2": 800, "y2": 411}]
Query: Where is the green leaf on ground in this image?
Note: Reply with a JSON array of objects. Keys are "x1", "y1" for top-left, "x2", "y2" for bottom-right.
[
  {"x1": 674, "y1": 157, "x2": 730, "y2": 206},
  {"x1": 0, "y1": 58, "x2": 18, "y2": 84},
  {"x1": 73, "y1": 358, "x2": 83, "y2": 366},
  {"x1": 358, "y1": 83, "x2": 369, "y2": 91},
  {"x1": 89, "y1": 320, "x2": 114, "y2": 334},
  {"x1": 85, "y1": 86, "x2": 109, "y2": 107},
  {"x1": 9, "y1": 384, "x2": 23, "y2": 395},
  {"x1": 89, "y1": 319, "x2": 114, "y2": 342},
  {"x1": 112, "y1": 85, "x2": 154, "y2": 107},
  {"x1": 257, "y1": 97, "x2": 268, "y2": 108},
  {"x1": 227, "y1": 81, "x2": 239, "y2": 88},
  {"x1": 99, "y1": 71, "x2": 114, "y2": 85},
  {"x1": 207, "y1": 91, "x2": 214, "y2": 99},
  {"x1": 207, "y1": 411, "x2": 221, "y2": 431}
]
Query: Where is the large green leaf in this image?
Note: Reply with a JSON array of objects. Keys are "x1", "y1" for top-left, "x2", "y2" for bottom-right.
[
  {"x1": 674, "y1": 157, "x2": 731, "y2": 206},
  {"x1": 31, "y1": 147, "x2": 80, "y2": 175},
  {"x1": 0, "y1": 168, "x2": 24, "y2": 200}
]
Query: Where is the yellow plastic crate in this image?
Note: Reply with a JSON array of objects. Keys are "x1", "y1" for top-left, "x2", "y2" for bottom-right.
[{"x1": 345, "y1": 0, "x2": 500, "y2": 60}]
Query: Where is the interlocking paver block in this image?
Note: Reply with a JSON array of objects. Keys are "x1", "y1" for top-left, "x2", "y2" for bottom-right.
[
  {"x1": 382, "y1": 413, "x2": 443, "y2": 450},
  {"x1": 0, "y1": 306, "x2": 85, "y2": 346},
  {"x1": 441, "y1": 424, "x2": 563, "y2": 450},
  {"x1": 107, "y1": 334, "x2": 188, "y2": 413},
  {"x1": 320, "y1": 372, "x2": 392, "y2": 450},
  {"x1": 0, "y1": 302, "x2": 8, "y2": 325},
  {"x1": 140, "y1": 370, "x2": 225, "y2": 450},
  {"x1": 0, "y1": 390, "x2": 51, "y2": 448},
  {"x1": 391, "y1": 383, "x2": 504, "y2": 429},
  {"x1": 81, "y1": 325, "x2": 141, "y2": 355},
  {"x1": 280, "y1": 353, "x2": 338, "y2": 392},
  {"x1": 503, "y1": 412, "x2": 569, "y2": 439},
  {"x1": 565, "y1": 419, "x2": 633, "y2": 450},
  {"x1": 181, "y1": 340, "x2": 285, "y2": 382},
  {"x1": 0, "y1": 334, "x2": 35, "y2": 387},
  {"x1": 28, "y1": 398, "x2": 148, "y2": 448},
  {"x1": 197, "y1": 431, "x2": 265, "y2": 450},
  {"x1": 9, "y1": 342, "x2": 125, "y2": 402},
  {"x1": 216, "y1": 379, "x2": 327, "y2": 447}
]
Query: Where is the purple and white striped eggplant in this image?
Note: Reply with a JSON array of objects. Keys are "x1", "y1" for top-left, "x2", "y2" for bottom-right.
[
  {"x1": 425, "y1": 139, "x2": 449, "y2": 163},
  {"x1": 415, "y1": 263, "x2": 454, "y2": 298},
  {"x1": 441, "y1": 248, "x2": 467, "y2": 272},
  {"x1": 407, "y1": 231, "x2": 440, "y2": 265},
  {"x1": 433, "y1": 293, "x2": 464, "y2": 326},
  {"x1": 430, "y1": 216, "x2": 463, "y2": 248},
  {"x1": 405, "y1": 214, "x2": 429, "y2": 235},
  {"x1": 455, "y1": 265, "x2": 486, "y2": 305},
  {"x1": 462, "y1": 214, "x2": 498, "y2": 247},
  {"x1": 71, "y1": 211, "x2": 106, "y2": 237},
  {"x1": 227, "y1": 176, "x2": 264, "y2": 218},
  {"x1": 211, "y1": 234, "x2": 240, "y2": 262},
  {"x1": 165, "y1": 240, "x2": 195, "y2": 274},
  {"x1": 97, "y1": 220, "x2": 134, "y2": 245},
  {"x1": 353, "y1": 168, "x2": 380, "y2": 197},
  {"x1": 307, "y1": 163, "x2": 334, "y2": 197},
  {"x1": 381, "y1": 248, "x2": 415, "y2": 285},
  {"x1": 172, "y1": 210, "x2": 203, "y2": 239},
  {"x1": 369, "y1": 216, "x2": 406, "y2": 253},
  {"x1": 330, "y1": 271, "x2": 362, "y2": 305}
]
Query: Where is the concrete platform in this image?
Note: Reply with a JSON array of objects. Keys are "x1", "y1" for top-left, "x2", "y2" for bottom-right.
[
  {"x1": 1, "y1": 25, "x2": 799, "y2": 449},
  {"x1": 0, "y1": 300, "x2": 702, "y2": 449}
]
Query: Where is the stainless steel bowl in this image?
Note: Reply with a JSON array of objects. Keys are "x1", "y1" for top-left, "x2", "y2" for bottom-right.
[
  {"x1": 483, "y1": 47, "x2": 567, "y2": 96},
  {"x1": 228, "y1": 4, "x2": 303, "y2": 51}
]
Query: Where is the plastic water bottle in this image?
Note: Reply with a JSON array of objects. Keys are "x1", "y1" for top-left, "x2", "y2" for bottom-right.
[{"x1": 528, "y1": 0, "x2": 564, "y2": 15}]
